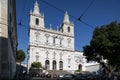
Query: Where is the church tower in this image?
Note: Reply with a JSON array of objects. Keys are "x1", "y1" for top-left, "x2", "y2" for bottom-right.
[
  {"x1": 29, "y1": 1, "x2": 44, "y2": 28},
  {"x1": 60, "y1": 11, "x2": 74, "y2": 35}
]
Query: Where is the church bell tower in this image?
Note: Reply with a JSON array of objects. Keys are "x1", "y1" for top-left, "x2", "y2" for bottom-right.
[
  {"x1": 29, "y1": 1, "x2": 44, "y2": 28},
  {"x1": 60, "y1": 11, "x2": 74, "y2": 35}
]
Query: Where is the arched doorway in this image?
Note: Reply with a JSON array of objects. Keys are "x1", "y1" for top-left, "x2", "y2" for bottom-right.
[
  {"x1": 52, "y1": 60, "x2": 57, "y2": 70},
  {"x1": 45, "y1": 60, "x2": 50, "y2": 70},
  {"x1": 78, "y1": 64, "x2": 82, "y2": 71},
  {"x1": 59, "y1": 61, "x2": 63, "y2": 70}
]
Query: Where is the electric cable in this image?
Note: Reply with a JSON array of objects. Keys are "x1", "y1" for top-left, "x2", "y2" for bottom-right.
[
  {"x1": 39, "y1": 0, "x2": 95, "y2": 29},
  {"x1": 78, "y1": 0, "x2": 95, "y2": 20},
  {"x1": 18, "y1": 0, "x2": 28, "y2": 26},
  {"x1": 17, "y1": 22, "x2": 28, "y2": 29}
]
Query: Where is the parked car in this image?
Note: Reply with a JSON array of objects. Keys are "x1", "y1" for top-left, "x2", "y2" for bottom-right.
[
  {"x1": 57, "y1": 74, "x2": 64, "y2": 80},
  {"x1": 74, "y1": 73, "x2": 83, "y2": 80},
  {"x1": 86, "y1": 73, "x2": 95, "y2": 80},
  {"x1": 75, "y1": 73, "x2": 96, "y2": 80},
  {"x1": 46, "y1": 74, "x2": 51, "y2": 78},
  {"x1": 75, "y1": 74, "x2": 88, "y2": 80},
  {"x1": 53, "y1": 74, "x2": 57, "y2": 78},
  {"x1": 41, "y1": 73, "x2": 46, "y2": 78},
  {"x1": 29, "y1": 68, "x2": 42, "y2": 77},
  {"x1": 62, "y1": 74, "x2": 75, "y2": 80}
]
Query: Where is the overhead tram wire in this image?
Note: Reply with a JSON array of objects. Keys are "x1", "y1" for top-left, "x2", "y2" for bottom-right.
[
  {"x1": 77, "y1": 0, "x2": 95, "y2": 29},
  {"x1": 18, "y1": 0, "x2": 94, "y2": 30},
  {"x1": 17, "y1": 22, "x2": 28, "y2": 29},
  {"x1": 39, "y1": 0, "x2": 95, "y2": 30},
  {"x1": 0, "y1": 17, "x2": 28, "y2": 29},
  {"x1": 17, "y1": 0, "x2": 29, "y2": 29},
  {"x1": 38, "y1": 0, "x2": 65, "y2": 14},
  {"x1": 38, "y1": 0, "x2": 77, "y2": 22},
  {"x1": 18, "y1": 0, "x2": 27, "y2": 27},
  {"x1": 68, "y1": 13, "x2": 94, "y2": 29},
  {"x1": 78, "y1": 0, "x2": 95, "y2": 20}
]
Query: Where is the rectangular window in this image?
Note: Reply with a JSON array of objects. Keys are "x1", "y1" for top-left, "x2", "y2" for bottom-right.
[
  {"x1": 46, "y1": 37, "x2": 48, "y2": 43},
  {"x1": 53, "y1": 37, "x2": 55, "y2": 44},
  {"x1": 45, "y1": 34, "x2": 50, "y2": 45},
  {"x1": 36, "y1": 52, "x2": 39, "y2": 62},
  {"x1": 60, "y1": 39, "x2": 62, "y2": 45}
]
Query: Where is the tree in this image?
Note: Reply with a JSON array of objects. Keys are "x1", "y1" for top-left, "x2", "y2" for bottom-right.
[
  {"x1": 83, "y1": 22, "x2": 120, "y2": 79},
  {"x1": 16, "y1": 50, "x2": 26, "y2": 79},
  {"x1": 16, "y1": 50, "x2": 26, "y2": 63},
  {"x1": 31, "y1": 62, "x2": 42, "y2": 69},
  {"x1": 29, "y1": 62, "x2": 42, "y2": 77}
]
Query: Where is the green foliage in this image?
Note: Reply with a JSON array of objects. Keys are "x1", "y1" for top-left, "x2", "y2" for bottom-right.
[
  {"x1": 31, "y1": 62, "x2": 42, "y2": 69},
  {"x1": 75, "y1": 69, "x2": 81, "y2": 73},
  {"x1": 16, "y1": 50, "x2": 26, "y2": 63},
  {"x1": 83, "y1": 21, "x2": 120, "y2": 72}
]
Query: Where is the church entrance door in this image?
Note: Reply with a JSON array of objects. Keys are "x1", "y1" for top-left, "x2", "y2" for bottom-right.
[
  {"x1": 52, "y1": 60, "x2": 57, "y2": 70},
  {"x1": 59, "y1": 61, "x2": 63, "y2": 70},
  {"x1": 45, "y1": 60, "x2": 50, "y2": 70},
  {"x1": 78, "y1": 64, "x2": 82, "y2": 71}
]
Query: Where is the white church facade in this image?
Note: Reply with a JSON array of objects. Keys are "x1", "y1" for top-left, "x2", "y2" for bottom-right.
[{"x1": 27, "y1": 1, "x2": 99, "y2": 72}]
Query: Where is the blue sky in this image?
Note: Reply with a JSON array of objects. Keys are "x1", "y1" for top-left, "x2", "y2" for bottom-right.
[{"x1": 16, "y1": 0, "x2": 120, "y2": 63}]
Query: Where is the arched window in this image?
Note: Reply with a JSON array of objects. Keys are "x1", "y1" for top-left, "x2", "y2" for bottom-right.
[
  {"x1": 68, "y1": 27, "x2": 70, "y2": 33},
  {"x1": 35, "y1": 18, "x2": 39, "y2": 25}
]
